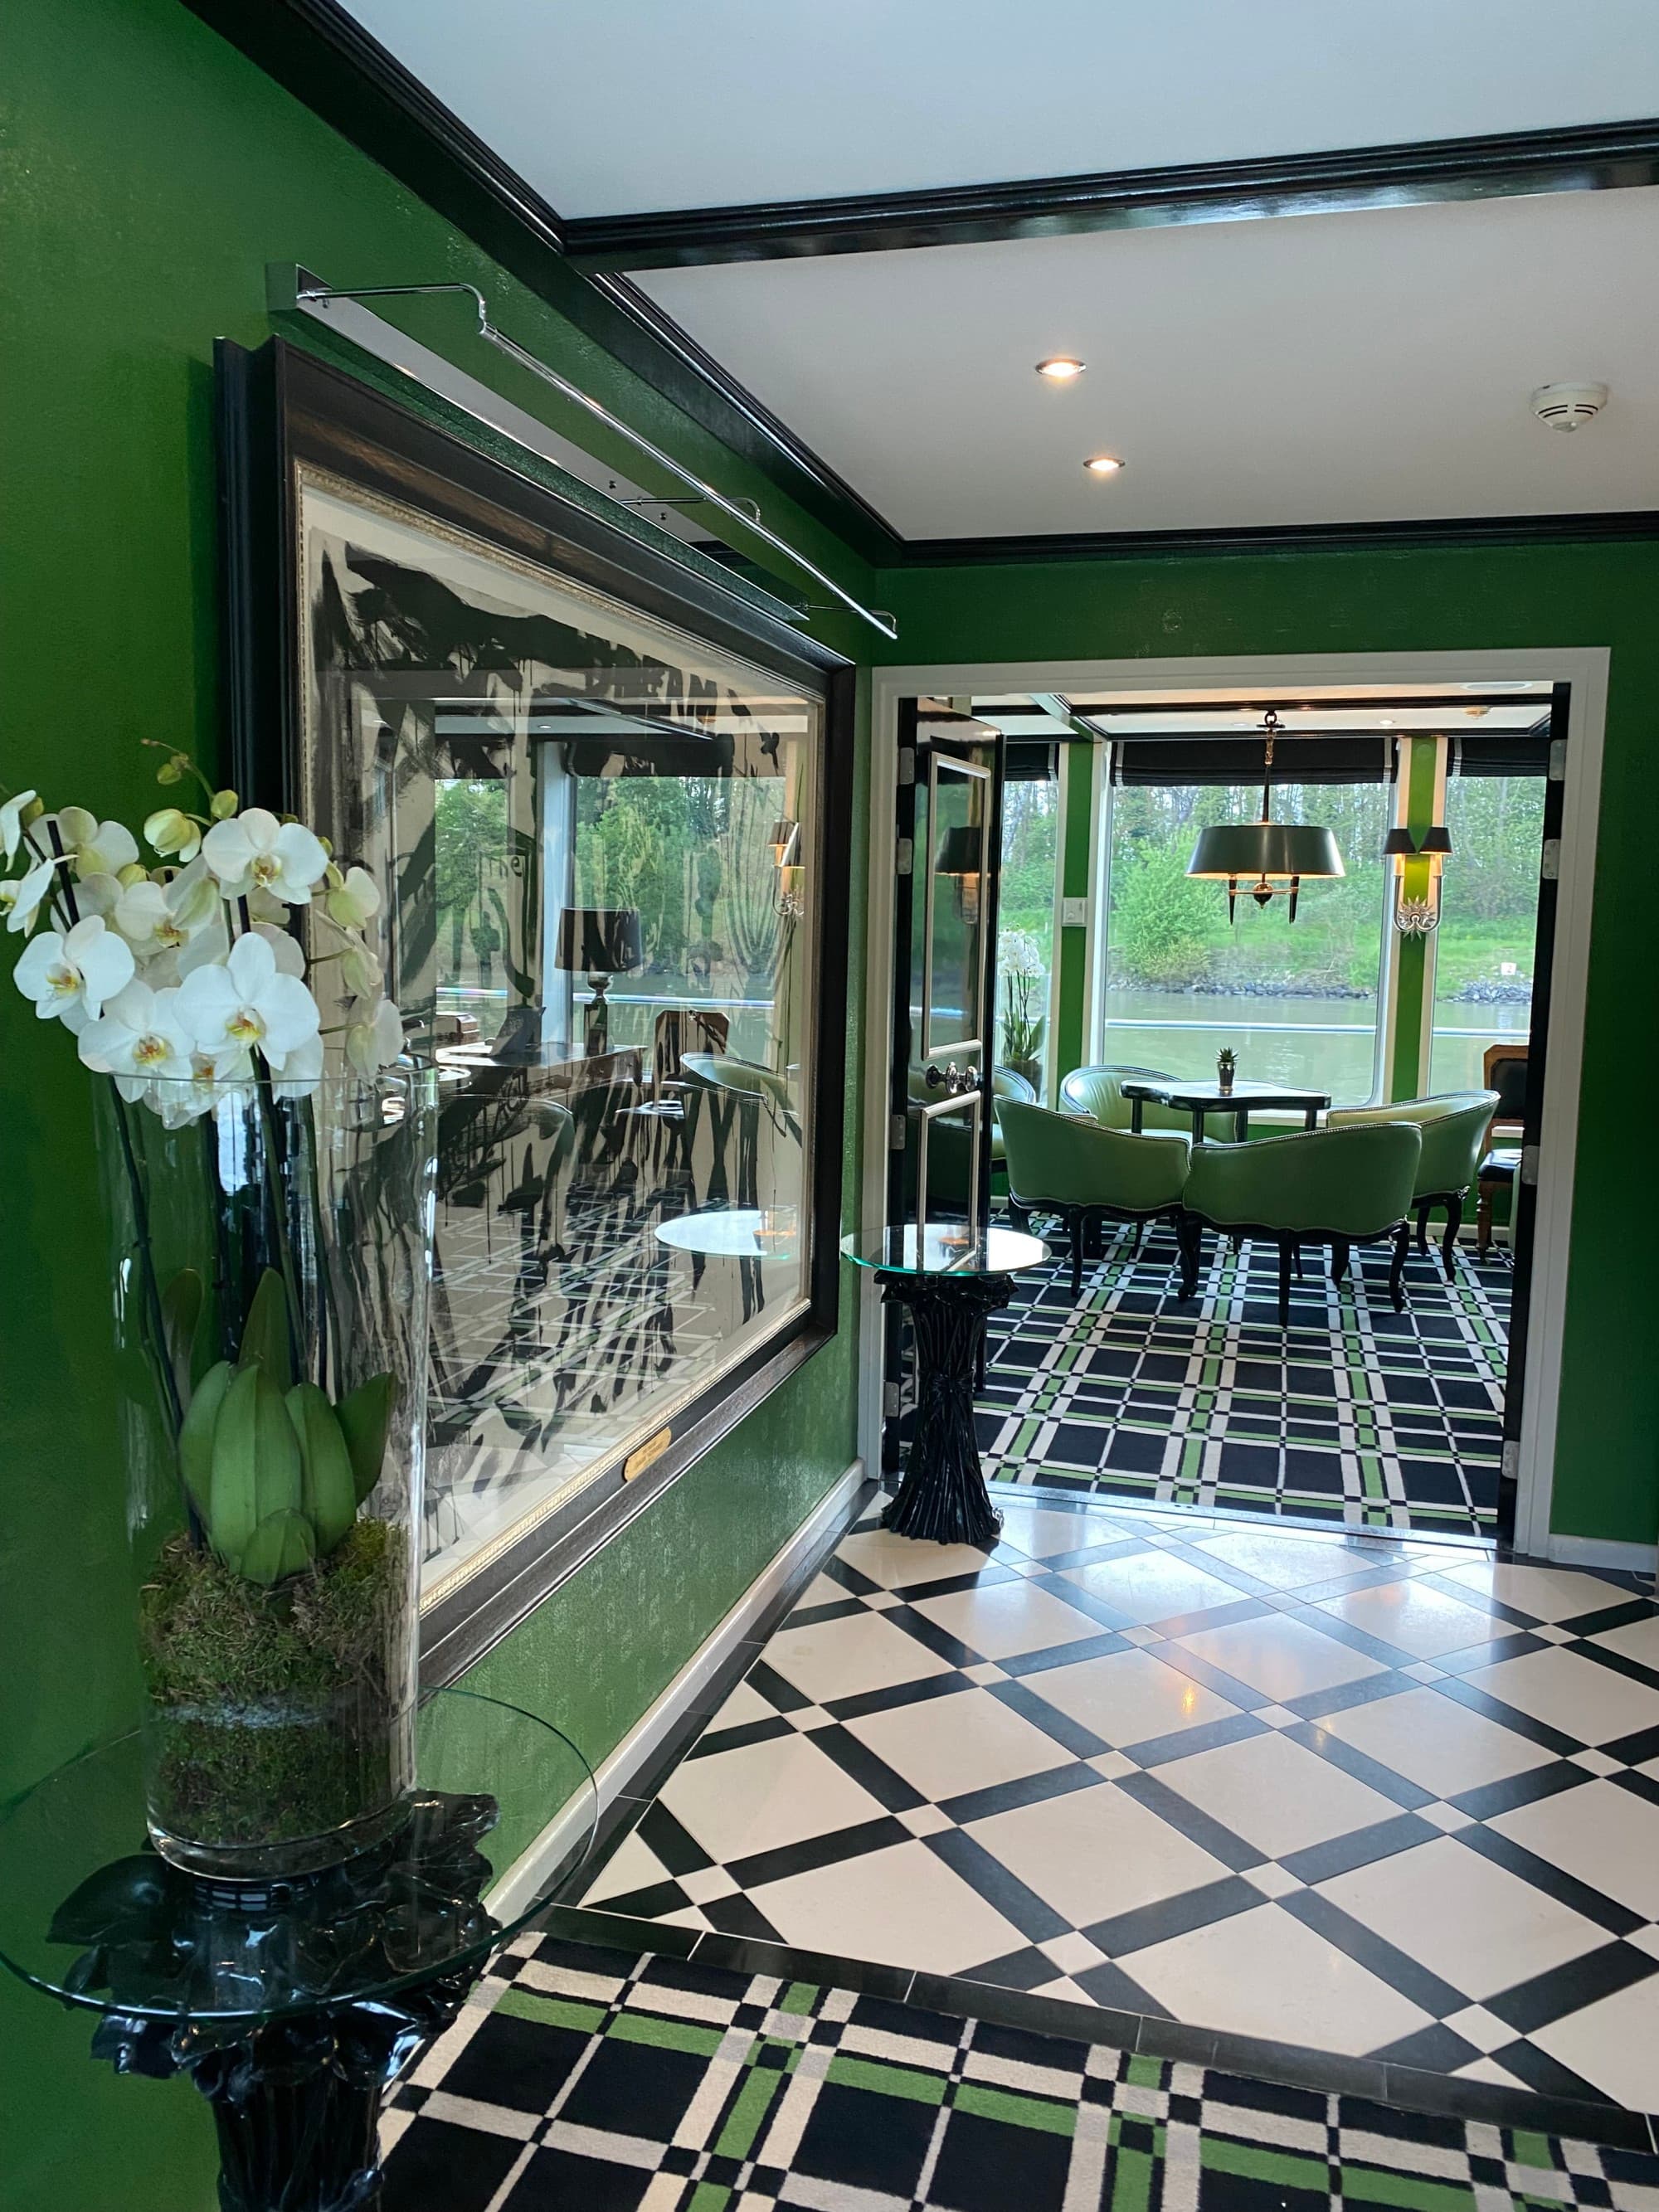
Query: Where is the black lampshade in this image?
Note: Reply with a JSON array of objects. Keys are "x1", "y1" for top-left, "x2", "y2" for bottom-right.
[
  {"x1": 1381, "y1": 826, "x2": 1418, "y2": 859},
  {"x1": 1186, "y1": 822, "x2": 1345, "y2": 882},
  {"x1": 769, "y1": 817, "x2": 800, "y2": 867},
  {"x1": 1418, "y1": 825, "x2": 1453, "y2": 858},
  {"x1": 935, "y1": 826, "x2": 982, "y2": 876},
  {"x1": 556, "y1": 906, "x2": 642, "y2": 975}
]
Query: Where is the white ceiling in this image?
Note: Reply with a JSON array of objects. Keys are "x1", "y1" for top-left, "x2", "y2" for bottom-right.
[
  {"x1": 637, "y1": 188, "x2": 1659, "y2": 537},
  {"x1": 343, "y1": 0, "x2": 1659, "y2": 216}
]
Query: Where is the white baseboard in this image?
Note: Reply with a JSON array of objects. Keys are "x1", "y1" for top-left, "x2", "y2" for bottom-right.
[
  {"x1": 487, "y1": 1459, "x2": 868, "y2": 1922},
  {"x1": 1543, "y1": 1530, "x2": 1657, "y2": 1576}
]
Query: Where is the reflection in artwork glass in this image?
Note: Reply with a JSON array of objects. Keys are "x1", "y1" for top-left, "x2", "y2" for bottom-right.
[{"x1": 295, "y1": 469, "x2": 820, "y2": 1602}]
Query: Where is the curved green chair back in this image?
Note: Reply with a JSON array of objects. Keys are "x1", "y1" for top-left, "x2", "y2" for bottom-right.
[
  {"x1": 1184, "y1": 1122, "x2": 1421, "y2": 1239},
  {"x1": 1058, "y1": 1062, "x2": 1190, "y2": 1133},
  {"x1": 683, "y1": 1053, "x2": 792, "y2": 1109},
  {"x1": 1327, "y1": 1091, "x2": 1498, "y2": 1199},
  {"x1": 993, "y1": 1066, "x2": 1038, "y2": 1104},
  {"x1": 998, "y1": 1100, "x2": 1190, "y2": 1213}
]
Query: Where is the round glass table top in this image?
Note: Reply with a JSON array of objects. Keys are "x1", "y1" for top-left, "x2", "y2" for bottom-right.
[
  {"x1": 841, "y1": 1223, "x2": 1049, "y2": 1277},
  {"x1": 657, "y1": 1205, "x2": 798, "y2": 1259},
  {"x1": 0, "y1": 1689, "x2": 596, "y2": 2027}
]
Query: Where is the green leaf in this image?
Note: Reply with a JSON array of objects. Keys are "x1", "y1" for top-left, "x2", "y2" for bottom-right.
[
  {"x1": 236, "y1": 1268, "x2": 294, "y2": 1393},
  {"x1": 286, "y1": 1383, "x2": 357, "y2": 1555},
  {"x1": 236, "y1": 1508, "x2": 317, "y2": 1587},
  {"x1": 209, "y1": 1361, "x2": 303, "y2": 1569},
  {"x1": 178, "y1": 1359, "x2": 234, "y2": 1524},
  {"x1": 160, "y1": 1268, "x2": 204, "y2": 1407},
  {"x1": 335, "y1": 1371, "x2": 397, "y2": 1506}
]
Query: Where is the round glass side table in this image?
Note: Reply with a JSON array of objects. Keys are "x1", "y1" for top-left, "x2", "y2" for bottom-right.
[
  {"x1": 0, "y1": 1688, "x2": 596, "y2": 2212},
  {"x1": 843, "y1": 1222, "x2": 1049, "y2": 1549}
]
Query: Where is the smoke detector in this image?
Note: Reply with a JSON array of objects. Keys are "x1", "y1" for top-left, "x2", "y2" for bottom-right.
[{"x1": 1531, "y1": 382, "x2": 1608, "y2": 432}]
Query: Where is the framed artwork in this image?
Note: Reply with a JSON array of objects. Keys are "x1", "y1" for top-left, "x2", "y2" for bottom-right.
[{"x1": 217, "y1": 338, "x2": 852, "y2": 1680}]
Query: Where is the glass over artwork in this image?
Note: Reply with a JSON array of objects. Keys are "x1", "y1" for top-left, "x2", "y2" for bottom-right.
[{"x1": 295, "y1": 469, "x2": 821, "y2": 1603}]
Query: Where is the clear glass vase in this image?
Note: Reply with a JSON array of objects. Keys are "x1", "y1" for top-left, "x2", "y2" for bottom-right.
[{"x1": 97, "y1": 1067, "x2": 437, "y2": 1880}]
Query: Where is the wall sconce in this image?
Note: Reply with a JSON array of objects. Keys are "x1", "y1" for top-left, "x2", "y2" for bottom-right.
[
  {"x1": 935, "y1": 825, "x2": 982, "y2": 923},
  {"x1": 769, "y1": 817, "x2": 800, "y2": 868},
  {"x1": 1384, "y1": 823, "x2": 1452, "y2": 934}
]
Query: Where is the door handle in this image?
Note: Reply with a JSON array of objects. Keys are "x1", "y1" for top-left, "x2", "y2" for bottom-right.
[{"x1": 923, "y1": 1062, "x2": 967, "y2": 1095}]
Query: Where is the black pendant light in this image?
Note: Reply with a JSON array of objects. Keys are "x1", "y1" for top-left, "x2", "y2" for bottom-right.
[{"x1": 1185, "y1": 711, "x2": 1345, "y2": 921}]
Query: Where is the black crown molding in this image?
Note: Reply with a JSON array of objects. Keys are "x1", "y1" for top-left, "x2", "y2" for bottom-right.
[
  {"x1": 898, "y1": 511, "x2": 1659, "y2": 568},
  {"x1": 567, "y1": 117, "x2": 1659, "y2": 271}
]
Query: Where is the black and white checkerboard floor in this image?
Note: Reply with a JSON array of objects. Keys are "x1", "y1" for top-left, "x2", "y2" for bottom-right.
[
  {"x1": 576, "y1": 1493, "x2": 1659, "y2": 2116},
  {"x1": 977, "y1": 1224, "x2": 1509, "y2": 1535}
]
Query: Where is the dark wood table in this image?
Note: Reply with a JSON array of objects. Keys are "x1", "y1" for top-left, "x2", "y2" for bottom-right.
[{"x1": 1122, "y1": 1078, "x2": 1331, "y2": 1144}]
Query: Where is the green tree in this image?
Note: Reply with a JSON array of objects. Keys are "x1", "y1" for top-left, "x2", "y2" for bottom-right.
[{"x1": 1111, "y1": 839, "x2": 1215, "y2": 984}]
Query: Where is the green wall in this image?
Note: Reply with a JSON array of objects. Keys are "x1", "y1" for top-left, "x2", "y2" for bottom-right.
[
  {"x1": 0, "y1": 6, "x2": 869, "y2": 2206},
  {"x1": 873, "y1": 548, "x2": 1659, "y2": 1551}
]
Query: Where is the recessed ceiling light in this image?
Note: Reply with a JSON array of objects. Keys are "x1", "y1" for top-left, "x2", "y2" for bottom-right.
[
  {"x1": 1036, "y1": 357, "x2": 1086, "y2": 382},
  {"x1": 1379, "y1": 717, "x2": 1395, "y2": 726},
  {"x1": 1083, "y1": 454, "x2": 1124, "y2": 476}
]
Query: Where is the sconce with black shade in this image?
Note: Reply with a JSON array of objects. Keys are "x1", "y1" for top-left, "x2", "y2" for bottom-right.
[
  {"x1": 1185, "y1": 711, "x2": 1344, "y2": 921},
  {"x1": 769, "y1": 817, "x2": 800, "y2": 869},
  {"x1": 556, "y1": 906, "x2": 643, "y2": 1054},
  {"x1": 935, "y1": 824, "x2": 983, "y2": 923},
  {"x1": 1384, "y1": 822, "x2": 1452, "y2": 934}
]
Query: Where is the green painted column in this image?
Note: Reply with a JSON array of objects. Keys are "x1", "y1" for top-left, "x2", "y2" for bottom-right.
[
  {"x1": 1053, "y1": 739, "x2": 1097, "y2": 1083},
  {"x1": 1387, "y1": 738, "x2": 1441, "y2": 1101}
]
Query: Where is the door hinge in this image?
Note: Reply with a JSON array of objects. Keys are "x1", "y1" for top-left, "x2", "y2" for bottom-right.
[
  {"x1": 883, "y1": 1379, "x2": 902, "y2": 1418},
  {"x1": 1540, "y1": 838, "x2": 1560, "y2": 882},
  {"x1": 898, "y1": 746, "x2": 916, "y2": 787},
  {"x1": 1520, "y1": 1145, "x2": 1540, "y2": 1186},
  {"x1": 1501, "y1": 1438, "x2": 1520, "y2": 1482},
  {"x1": 896, "y1": 837, "x2": 913, "y2": 876},
  {"x1": 889, "y1": 1112, "x2": 907, "y2": 1150},
  {"x1": 1549, "y1": 736, "x2": 1568, "y2": 781}
]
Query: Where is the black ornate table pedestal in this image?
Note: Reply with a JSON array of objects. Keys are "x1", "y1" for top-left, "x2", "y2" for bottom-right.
[
  {"x1": 0, "y1": 1692, "x2": 595, "y2": 2212},
  {"x1": 844, "y1": 1223, "x2": 1049, "y2": 1553}
]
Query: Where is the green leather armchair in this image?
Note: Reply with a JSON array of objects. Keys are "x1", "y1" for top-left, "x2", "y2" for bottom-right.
[
  {"x1": 998, "y1": 1099, "x2": 1191, "y2": 1299},
  {"x1": 1059, "y1": 1062, "x2": 1233, "y2": 1140},
  {"x1": 990, "y1": 1064, "x2": 1038, "y2": 1167},
  {"x1": 1180, "y1": 1121, "x2": 1423, "y2": 1325},
  {"x1": 1326, "y1": 1091, "x2": 1499, "y2": 1274}
]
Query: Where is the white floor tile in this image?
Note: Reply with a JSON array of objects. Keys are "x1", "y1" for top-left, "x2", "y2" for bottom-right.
[
  {"x1": 764, "y1": 1608, "x2": 956, "y2": 1704},
  {"x1": 659, "y1": 1732, "x2": 886, "y2": 1864},
  {"x1": 836, "y1": 1528, "x2": 1008, "y2": 1590},
  {"x1": 1126, "y1": 1902, "x2": 1433, "y2": 2055},
  {"x1": 1313, "y1": 1578, "x2": 1506, "y2": 1660},
  {"x1": 1529, "y1": 1974, "x2": 1659, "y2": 2111},
  {"x1": 793, "y1": 1573, "x2": 854, "y2": 1612},
  {"x1": 583, "y1": 1830, "x2": 670, "y2": 1905},
  {"x1": 1057, "y1": 1550, "x2": 1244, "y2": 1628},
  {"x1": 1436, "y1": 1561, "x2": 1634, "y2": 1624},
  {"x1": 966, "y1": 1775, "x2": 1231, "y2": 1929},
  {"x1": 1588, "y1": 1613, "x2": 1659, "y2": 1670},
  {"x1": 1490, "y1": 1777, "x2": 1659, "y2": 1920},
  {"x1": 708, "y1": 1679, "x2": 785, "y2": 1731},
  {"x1": 847, "y1": 1686, "x2": 1071, "y2": 1801},
  {"x1": 995, "y1": 1503, "x2": 1120, "y2": 1561},
  {"x1": 1443, "y1": 2004, "x2": 1525, "y2": 2055},
  {"x1": 1155, "y1": 1729, "x2": 1401, "y2": 1858},
  {"x1": 911, "y1": 1578, "x2": 1107, "y2": 1661},
  {"x1": 1460, "y1": 1646, "x2": 1659, "y2": 1746},
  {"x1": 1313, "y1": 1687, "x2": 1554, "y2": 1797},
  {"x1": 1029, "y1": 1976, "x2": 1094, "y2": 2005},
  {"x1": 1171, "y1": 1615, "x2": 1386, "y2": 1704},
  {"x1": 1316, "y1": 1836, "x2": 1603, "y2": 2000},
  {"x1": 1019, "y1": 1646, "x2": 1242, "y2": 1746},
  {"x1": 747, "y1": 1837, "x2": 1029, "y2": 1977},
  {"x1": 1454, "y1": 2058, "x2": 1529, "y2": 2089},
  {"x1": 1192, "y1": 1529, "x2": 1383, "y2": 1592},
  {"x1": 1040, "y1": 1931, "x2": 1110, "y2": 1975}
]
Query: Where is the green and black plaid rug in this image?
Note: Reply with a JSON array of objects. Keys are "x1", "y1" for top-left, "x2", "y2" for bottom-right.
[{"x1": 382, "y1": 1932, "x2": 1659, "y2": 2210}]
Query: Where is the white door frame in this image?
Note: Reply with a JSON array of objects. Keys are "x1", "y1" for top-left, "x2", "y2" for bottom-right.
[{"x1": 861, "y1": 649, "x2": 1611, "y2": 1564}]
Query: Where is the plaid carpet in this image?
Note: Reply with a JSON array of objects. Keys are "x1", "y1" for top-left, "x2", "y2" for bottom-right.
[
  {"x1": 976, "y1": 1223, "x2": 1509, "y2": 1536},
  {"x1": 383, "y1": 1931, "x2": 1659, "y2": 2210}
]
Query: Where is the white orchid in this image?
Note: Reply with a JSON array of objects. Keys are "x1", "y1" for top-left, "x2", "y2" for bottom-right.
[
  {"x1": 344, "y1": 995, "x2": 404, "y2": 1075},
  {"x1": 144, "y1": 806, "x2": 202, "y2": 863},
  {"x1": 1, "y1": 790, "x2": 39, "y2": 862},
  {"x1": 56, "y1": 806, "x2": 140, "y2": 882},
  {"x1": 202, "y1": 808, "x2": 328, "y2": 907},
  {"x1": 271, "y1": 1031, "x2": 324, "y2": 1104},
  {"x1": 174, "y1": 928, "x2": 320, "y2": 1074},
  {"x1": 324, "y1": 865, "x2": 382, "y2": 931},
  {"x1": 14, "y1": 916, "x2": 137, "y2": 1032},
  {"x1": 254, "y1": 921, "x2": 306, "y2": 978},
  {"x1": 2, "y1": 853, "x2": 58, "y2": 936},
  {"x1": 76, "y1": 980, "x2": 193, "y2": 1101},
  {"x1": 112, "y1": 877, "x2": 177, "y2": 953},
  {"x1": 340, "y1": 937, "x2": 382, "y2": 996}
]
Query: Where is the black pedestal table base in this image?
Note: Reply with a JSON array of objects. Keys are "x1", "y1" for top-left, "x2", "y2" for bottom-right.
[{"x1": 878, "y1": 1267, "x2": 1013, "y2": 1549}]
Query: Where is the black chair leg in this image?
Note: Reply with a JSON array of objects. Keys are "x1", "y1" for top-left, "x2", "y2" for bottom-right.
[
  {"x1": 1416, "y1": 1199, "x2": 1432, "y2": 1257},
  {"x1": 1008, "y1": 1200, "x2": 1030, "y2": 1234},
  {"x1": 1071, "y1": 1210, "x2": 1085, "y2": 1300},
  {"x1": 1331, "y1": 1237, "x2": 1350, "y2": 1286},
  {"x1": 1277, "y1": 1239, "x2": 1293, "y2": 1328},
  {"x1": 1442, "y1": 1193, "x2": 1463, "y2": 1277},
  {"x1": 1131, "y1": 1218, "x2": 1146, "y2": 1258},
  {"x1": 1389, "y1": 1222, "x2": 1410, "y2": 1312},
  {"x1": 1292, "y1": 1244, "x2": 1304, "y2": 1281}
]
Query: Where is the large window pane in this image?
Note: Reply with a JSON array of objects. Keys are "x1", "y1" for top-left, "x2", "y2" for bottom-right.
[
  {"x1": 1428, "y1": 775, "x2": 1545, "y2": 1092},
  {"x1": 1099, "y1": 778, "x2": 1389, "y2": 1104},
  {"x1": 994, "y1": 759, "x2": 1059, "y2": 1097}
]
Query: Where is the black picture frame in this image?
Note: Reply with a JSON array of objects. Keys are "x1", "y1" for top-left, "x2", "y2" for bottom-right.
[{"x1": 216, "y1": 335, "x2": 853, "y2": 1683}]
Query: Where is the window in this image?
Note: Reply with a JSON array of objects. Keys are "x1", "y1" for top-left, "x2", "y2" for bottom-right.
[
  {"x1": 1098, "y1": 775, "x2": 1390, "y2": 1104},
  {"x1": 994, "y1": 747, "x2": 1060, "y2": 1099},
  {"x1": 1428, "y1": 774, "x2": 1546, "y2": 1092}
]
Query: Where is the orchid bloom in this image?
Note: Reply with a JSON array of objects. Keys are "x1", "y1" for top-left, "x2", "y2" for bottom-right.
[
  {"x1": 271, "y1": 1030, "x2": 324, "y2": 1103},
  {"x1": 173, "y1": 928, "x2": 320, "y2": 1073},
  {"x1": 144, "y1": 806, "x2": 202, "y2": 864},
  {"x1": 253, "y1": 921, "x2": 306, "y2": 978},
  {"x1": 340, "y1": 936, "x2": 383, "y2": 996},
  {"x1": 113, "y1": 878, "x2": 184, "y2": 954},
  {"x1": 344, "y1": 995, "x2": 404, "y2": 1075},
  {"x1": 1, "y1": 790, "x2": 38, "y2": 862},
  {"x1": 325, "y1": 865, "x2": 382, "y2": 931},
  {"x1": 56, "y1": 806, "x2": 140, "y2": 882},
  {"x1": 201, "y1": 807, "x2": 328, "y2": 907},
  {"x1": 76, "y1": 980, "x2": 192, "y2": 1101},
  {"x1": 2, "y1": 853, "x2": 58, "y2": 936},
  {"x1": 13, "y1": 916, "x2": 137, "y2": 1032}
]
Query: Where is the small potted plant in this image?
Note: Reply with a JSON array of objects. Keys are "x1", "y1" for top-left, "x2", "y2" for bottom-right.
[
  {"x1": 1216, "y1": 1047, "x2": 1238, "y2": 1095},
  {"x1": 997, "y1": 931, "x2": 1047, "y2": 1092}
]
